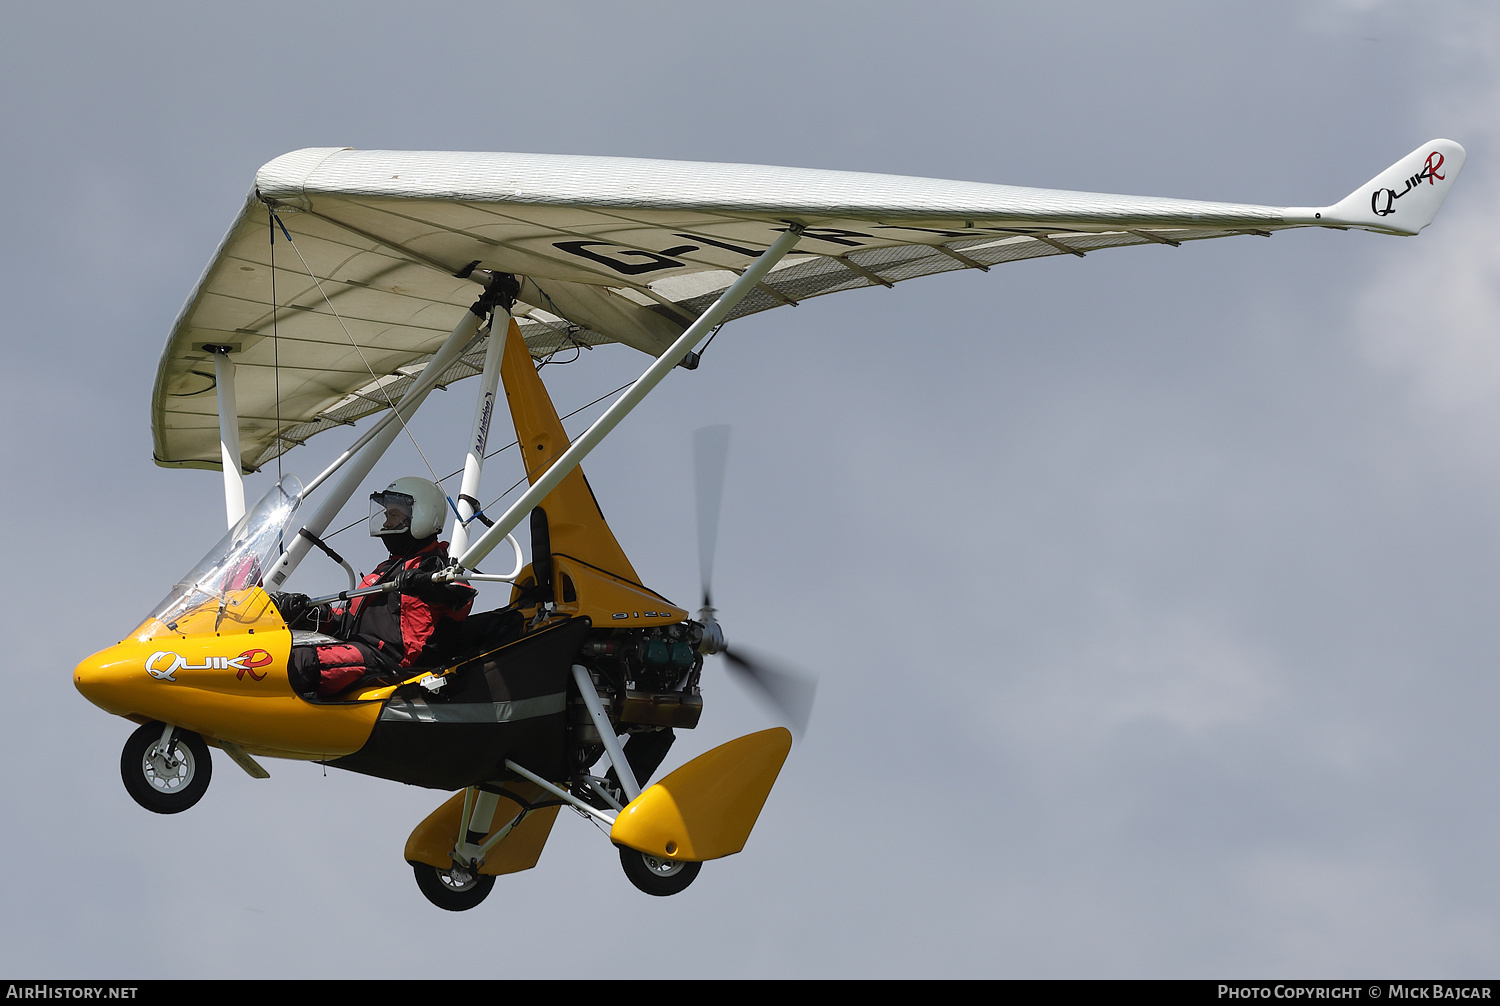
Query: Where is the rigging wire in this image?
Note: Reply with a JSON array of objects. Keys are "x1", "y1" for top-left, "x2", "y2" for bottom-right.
[
  {"x1": 693, "y1": 322, "x2": 726, "y2": 359},
  {"x1": 269, "y1": 207, "x2": 284, "y2": 486},
  {"x1": 319, "y1": 377, "x2": 634, "y2": 541},
  {"x1": 268, "y1": 208, "x2": 287, "y2": 558},
  {"x1": 268, "y1": 210, "x2": 451, "y2": 489}
]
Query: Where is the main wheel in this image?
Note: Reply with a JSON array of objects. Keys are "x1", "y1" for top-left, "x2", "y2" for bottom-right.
[
  {"x1": 619, "y1": 846, "x2": 702, "y2": 897},
  {"x1": 120, "y1": 722, "x2": 212, "y2": 814},
  {"x1": 411, "y1": 861, "x2": 495, "y2": 912}
]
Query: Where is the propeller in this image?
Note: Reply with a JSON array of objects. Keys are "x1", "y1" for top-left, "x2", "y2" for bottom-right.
[
  {"x1": 692, "y1": 425, "x2": 817, "y2": 735},
  {"x1": 695, "y1": 424, "x2": 730, "y2": 609},
  {"x1": 719, "y1": 646, "x2": 817, "y2": 737}
]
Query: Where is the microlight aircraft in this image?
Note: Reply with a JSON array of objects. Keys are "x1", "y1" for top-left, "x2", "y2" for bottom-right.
[{"x1": 74, "y1": 142, "x2": 1464, "y2": 908}]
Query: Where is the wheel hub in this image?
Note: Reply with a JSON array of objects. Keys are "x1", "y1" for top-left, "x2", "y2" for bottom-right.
[
  {"x1": 144, "y1": 743, "x2": 192, "y2": 793},
  {"x1": 641, "y1": 854, "x2": 684, "y2": 877},
  {"x1": 440, "y1": 866, "x2": 478, "y2": 892}
]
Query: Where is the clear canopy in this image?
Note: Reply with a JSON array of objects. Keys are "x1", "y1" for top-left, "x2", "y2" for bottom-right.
[{"x1": 145, "y1": 477, "x2": 302, "y2": 631}]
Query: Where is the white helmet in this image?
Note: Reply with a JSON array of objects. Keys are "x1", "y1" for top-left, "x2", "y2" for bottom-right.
[{"x1": 369, "y1": 477, "x2": 447, "y2": 539}]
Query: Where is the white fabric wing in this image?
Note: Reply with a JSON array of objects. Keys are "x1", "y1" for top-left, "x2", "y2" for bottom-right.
[{"x1": 153, "y1": 142, "x2": 1463, "y2": 472}]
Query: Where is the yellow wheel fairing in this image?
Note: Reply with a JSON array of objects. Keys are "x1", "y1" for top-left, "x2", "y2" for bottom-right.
[
  {"x1": 73, "y1": 586, "x2": 384, "y2": 758},
  {"x1": 405, "y1": 784, "x2": 561, "y2": 876},
  {"x1": 610, "y1": 727, "x2": 792, "y2": 862}
]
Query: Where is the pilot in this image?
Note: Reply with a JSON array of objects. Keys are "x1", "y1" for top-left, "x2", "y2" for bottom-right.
[{"x1": 281, "y1": 477, "x2": 477, "y2": 698}]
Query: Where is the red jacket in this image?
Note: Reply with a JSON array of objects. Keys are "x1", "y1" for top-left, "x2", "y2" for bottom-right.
[{"x1": 342, "y1": 540, "x2": 476, "y2": 668}]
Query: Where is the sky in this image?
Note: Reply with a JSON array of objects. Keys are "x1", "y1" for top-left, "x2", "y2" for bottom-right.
[{"x1": 3, "y1": 0, "x2": 1499, "y2": 979}]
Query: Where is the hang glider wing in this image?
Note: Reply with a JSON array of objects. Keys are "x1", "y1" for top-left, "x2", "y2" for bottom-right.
[{"x1": 153, "y1": 140, "x2": 1465, "y2": 472}]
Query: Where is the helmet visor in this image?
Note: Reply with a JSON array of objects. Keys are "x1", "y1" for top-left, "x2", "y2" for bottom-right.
[{"x1": 369, "y1": 490, "x2": 415, "y2": 537}]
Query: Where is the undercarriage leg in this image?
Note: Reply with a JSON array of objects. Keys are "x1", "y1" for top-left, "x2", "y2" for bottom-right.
[
  {"x1": 466, "y1": 790, "x2": 499, "y2": 845},
  {"x1": 452, "y1": 787, "x2": 525, "y2": 868},
  {"x1": 571, "y1": 664, "x2": 639, "y2": 801}
]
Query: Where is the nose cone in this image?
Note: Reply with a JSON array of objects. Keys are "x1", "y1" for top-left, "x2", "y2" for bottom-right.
[{"x1": 74, "y1": 642, "x2": 147, "y2": 716}]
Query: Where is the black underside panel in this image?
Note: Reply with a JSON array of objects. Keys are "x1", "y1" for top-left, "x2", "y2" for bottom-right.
[{"x1": 330, "y1": 618, "x2": 589, "y2": 789}]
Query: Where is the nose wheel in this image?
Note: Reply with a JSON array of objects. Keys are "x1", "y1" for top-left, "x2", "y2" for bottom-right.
[
  {"x1": 120, "y1": 722, "x2": 212, "y2": 814},
  {"x1": 619, "y1": 846, "x2": 701, "y2": 896}
]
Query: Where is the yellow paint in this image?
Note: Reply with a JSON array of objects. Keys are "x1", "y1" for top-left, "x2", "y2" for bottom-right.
[
  {"x1": 610, "y1": 727, "x2": 792, "y2": 862},
  {"x1": 73, "y1": 586, "x2": 383, "y2": 758},
  {"x1": 405, "y1": 784, "x2": 561, "y2": 876},
  {"x1": 500, "y1": 320, "x2": 684, "y2": 625},
  {"x1": 550, "y1": 556, "x2": 687, "y2": 627},
  {"x1": 127, "y1": 582, "x2": 281, "y2": 641}
]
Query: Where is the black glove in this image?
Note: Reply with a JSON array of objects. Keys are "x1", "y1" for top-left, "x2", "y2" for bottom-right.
[
  {"x1": 270, "y1": 592, "x2": 310, "y2": 619},
  {"x1": 395, "y1": 570, "x2": 434, "y2": 596},
  {"x1": 271, "y1": 592, "x2": 334, "y2": 630},
  {"x1": 396, "y1": 567, "x2": 476, "y2": 608}
]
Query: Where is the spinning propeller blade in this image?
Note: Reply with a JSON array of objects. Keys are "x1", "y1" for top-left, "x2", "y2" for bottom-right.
[
  {"x1": 721, "y1": 646, "x2": 817, "y2": 738},
  {"x1": 694, "y1": 424, "x2": 730, "y2": 608},
  {"x1": 692, "y1": 425, "x2": 817, "y2": 736}
]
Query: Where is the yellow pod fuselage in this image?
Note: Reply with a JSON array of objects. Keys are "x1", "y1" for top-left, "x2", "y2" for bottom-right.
[{"x1": 73, "y1": 587, "x2": 385, "y2": 759}]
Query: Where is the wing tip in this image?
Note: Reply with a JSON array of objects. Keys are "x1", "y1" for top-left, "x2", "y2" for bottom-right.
[{"x1": 1312, "y1": 139, "x2": 1466, "y2": 235}]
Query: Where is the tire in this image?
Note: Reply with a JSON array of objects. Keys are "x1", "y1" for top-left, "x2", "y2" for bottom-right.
[
  {"x1": 619, "y1": 846, "x2": 701, "y2": 897},
  {"x1": 411, "y1": 861, "x2": 495, "y2": 912},
  {"x1": 120, "y1": 722, "x2": 212, "y2": 814}
]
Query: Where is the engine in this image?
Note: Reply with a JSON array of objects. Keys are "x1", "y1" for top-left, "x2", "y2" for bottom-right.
[{"x1": 569, "y1": 621, "x2": 705, "y2": 777}]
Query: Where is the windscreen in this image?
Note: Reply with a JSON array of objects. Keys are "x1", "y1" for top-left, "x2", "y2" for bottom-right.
[{"x1": 144, "y1": 477, "x2": 303, "y2": 631}]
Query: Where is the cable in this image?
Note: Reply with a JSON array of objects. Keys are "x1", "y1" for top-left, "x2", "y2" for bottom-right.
[
  {"x1": 320, "y1": 377, "x2": 633, "y2": 541},
  {"x1": 269, "y1": 207, "x2": 284, "y2": 485},
  {"x1": 536, "y1": 341, "x2": 584, "y2": 368},
  {"x1": 270, "y1": 210, "x2": 450, "y2": 488}
]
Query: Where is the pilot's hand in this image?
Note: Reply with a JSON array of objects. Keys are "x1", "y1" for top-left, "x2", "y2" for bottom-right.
[
  {"x1": 396, "y1": 566, "x2": 473, "y2": 606},
  {"x1": 395, "y1": 571, "x2": 434, "y2": 596},
  {"x1": 270, "y1": 592, "x2": 310, "y2": 618}
]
